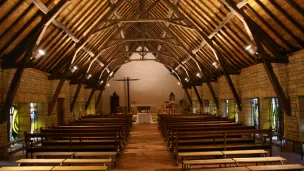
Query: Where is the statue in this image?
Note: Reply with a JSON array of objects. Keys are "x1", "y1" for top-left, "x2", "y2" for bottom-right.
[{"x1": 110, "y1": 92, "x2": 120, "y2": 115}]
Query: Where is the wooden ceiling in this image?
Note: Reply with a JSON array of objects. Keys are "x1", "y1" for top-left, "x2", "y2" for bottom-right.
[{"x1": 0, "y1": 0, "x2": 303, "y2": 88}]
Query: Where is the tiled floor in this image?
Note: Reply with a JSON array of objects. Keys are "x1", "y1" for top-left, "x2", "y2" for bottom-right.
[{"x1": 1, "y1": 123, "x2": 304, "y2": 170}]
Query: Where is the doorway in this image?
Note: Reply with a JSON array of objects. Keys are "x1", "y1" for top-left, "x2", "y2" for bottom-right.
[{"x1": 57, "y1": 98, "x2": 65, "y2": 126}]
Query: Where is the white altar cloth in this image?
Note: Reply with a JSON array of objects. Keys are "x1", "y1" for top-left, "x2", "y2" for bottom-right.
[{"x1": 135, "y1": 113, "x2": 153, "y2": 124}]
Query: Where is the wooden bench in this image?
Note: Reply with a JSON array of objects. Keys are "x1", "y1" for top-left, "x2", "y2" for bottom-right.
[
  {"x1": 51, "y1": 166, "x2": 107, "y2": 171},
  {"x1": 233, "y1": 156, "x2": 285, "y2": 166},
  {"x1": 221, "y1": 150, "x2": 267, "y2": 158},
  {"x1": 33, "y1": 152, "x2": 75, "y2": 159},
  {"x1": 182, "y1": 164, "x2": 304, "y2": 171},
  {"x1": 247, "y1": 164, "x2": 304, "y2": 170},
  {"x1": 62, "y1": 159, "x2": 112, "y2": 171},
  {"x1": 280, "y1": 136, "x2": 304, "y2": 160},
  {"x1": 183, "y1": 158, "x2": 235, "y2": 171},
  {"x1": 0, "y1": 166, "x2": 54, "y2": 171},
  {"x1": 183, "y1": 157, "x2": 285, "y2": 171},
  {"x1": 193, "y1": 167, "x2": 249, "y2": 171},
  {"x1": 24, "y1": 132, "x2": 120, "y2": 158},
  {"x1": 179, "y1": 150, "x2": 268, "y2": 167},
  {"x1": 174, "y1": 129, "x2": 272, "y2": 160},
  {"x1": 16, "y1": 159, "x2": 65, "y2": 166}
]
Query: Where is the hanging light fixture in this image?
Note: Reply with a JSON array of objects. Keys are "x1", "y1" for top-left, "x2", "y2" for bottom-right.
[
  {"x1": 71, "y1": 66, "x2": 78, "y2": 73},
  {"x1": 87, "y1": 74, "x2": 92, "y2": 79}
]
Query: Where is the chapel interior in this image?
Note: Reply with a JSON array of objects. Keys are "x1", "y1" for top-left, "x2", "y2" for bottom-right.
[{"x1": 0, "y1": 0, "x2": 304, "y2": 170}]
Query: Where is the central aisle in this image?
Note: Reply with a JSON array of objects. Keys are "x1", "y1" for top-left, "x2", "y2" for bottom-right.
[{"x1": 115, "y1": 124, "x2": 180, "y2": 171}]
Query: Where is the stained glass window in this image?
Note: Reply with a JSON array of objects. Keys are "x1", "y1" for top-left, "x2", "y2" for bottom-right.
[
  {"x1": 10, "y1": 105, "x2": 19, "y2": 141},
  {"x1": 30, "y1": 103, "x2": 37, "y2": 133}
]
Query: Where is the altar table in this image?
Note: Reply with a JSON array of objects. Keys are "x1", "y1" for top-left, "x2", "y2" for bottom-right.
[{"x1": 135, "y1": 113, "x2": 153, "y2": 124}]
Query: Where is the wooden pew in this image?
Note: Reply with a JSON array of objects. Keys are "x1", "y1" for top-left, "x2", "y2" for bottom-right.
[
  {"x1": 0, "y1": 166, "x2": 54, "y2": 171},
  {"x1": 174, "y1": 129, "x2": 272, "y2": 160},
  {"x1": 179, "y1": 150, "x2": 268, "y2": 167},
  {"x1": 233, "y1": 157, "x2": 285, "y2": 166},
  {"x1": 24, "y1": 132, "x2": 119, "y2": 159},
  {"x1": 74, "y1": 152, "x2": 117, "y2": 167},
  {"x1": 51, "y1": 166, "x2": 107, "y2": 171},
  {"x1": 166, "y1": 126, "x2": 255, "y2": 147},
  {"x1": 62, "y1": 159, "x2": 112, "y2": 171},
  {"x1": 183, "y1": 157, "x2": 285, "y2": 171},
  {"x1": 33, "y1": 152, "x2": 74, "y2": 159},
  {"x1": 16, "y1": 159, "x2": 65, "y2": 166},
  {"x1": 247, "y1": 164, "x2": 304, "y2": 170}
]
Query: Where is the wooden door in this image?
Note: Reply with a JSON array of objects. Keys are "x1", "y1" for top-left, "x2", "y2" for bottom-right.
[{"x1": 57, "y1": 98, "x2": 65, "y2": 126}]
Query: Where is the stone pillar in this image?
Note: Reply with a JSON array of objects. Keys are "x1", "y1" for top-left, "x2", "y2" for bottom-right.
[
  {"x1": 298, "y1": 97, "x2": 304, "y2": 139},
  {"x1": 219, "y1": 100, "x2": 226, "y2": 117},
  {"x1": 260, "y1": 98, "x2": 271, "y2": 129},
  {"x1": 209, "y1": 100, "x2": 216, "y2": 115},
  {"x1": 243, "y1": 99, "x2": 253, "y2": 126},
  {"x1": 203, "y1": 100, "x2": 209, "y2": 113}
]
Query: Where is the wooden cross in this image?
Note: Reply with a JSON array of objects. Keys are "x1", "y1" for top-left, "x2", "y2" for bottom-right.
[{"x1": 115, "y1": 77, "x2": 140, "y2": 112}]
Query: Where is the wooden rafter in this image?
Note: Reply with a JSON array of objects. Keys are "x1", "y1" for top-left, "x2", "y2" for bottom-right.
[
  {"x1": 95, "y1": 90, "x2": 103, "y2": 110},
  {"x1": 85, "y1": 89, "x2": 95, "y2": 111},
  {"x1": 70, "y1": 82, "x2": 82, "y2": 112},
  {"x1": 48, "y1": 79, "x2": 65, "y2": 115},
  {"x1": 184, "y1": 88, "x2": 192, "y2": 106},
  {"x1": 162, "y1": 0, "x2": 242, "y2": 110},
  {"x1": 193, "y1": 86, "x2": 203, "y2": 106},
  {"x1": 0, "y1": 0, "x2": 71, "y2": 126},
  {"x1": 220, "y1": 0, "x2": 291, "y2": 115}
]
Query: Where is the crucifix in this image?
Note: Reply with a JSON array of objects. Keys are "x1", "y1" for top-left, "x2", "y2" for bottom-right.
[{"x1": 115, "y1": 77, "x2": 140, "y2": 112}]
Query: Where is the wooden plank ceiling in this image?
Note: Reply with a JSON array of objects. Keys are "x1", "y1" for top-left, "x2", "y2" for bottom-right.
[{"x1": 0, "y1": 0, "x2": 303, "y2": 89}]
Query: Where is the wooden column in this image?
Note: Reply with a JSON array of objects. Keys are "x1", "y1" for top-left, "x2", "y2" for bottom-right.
[
  {"x1": 70, "y1": 82, "x2": 82, "y2": 112},
  {"x1": 0, "y1": 1, "x2": 71, "y2": 125},
  {"x1": 184, "y1": 88, "x2": 192, "y2": 106},
  {"x1": 206, "y1": 81, "x2": 219, "y2": 109},
  {"x1": 48, "y1": 79, "x2": 65, "y2": 115},
  {"x1": 193, "y1": 86, "x2": 203, "y2": 106},
  {"x1": 85, "y1": 89, "x2": 95, "y2": 111},
  {"x1": 221, "y1": 0, "x2": 291, "y2": 115},
  {"x1": 95, "y1": 90, "x2": 103, "y2": 110},
  {"x1": 127, "y1": 77, "x2": 131, "y2": 112}
]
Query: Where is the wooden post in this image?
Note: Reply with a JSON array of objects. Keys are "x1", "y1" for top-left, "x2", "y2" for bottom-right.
[
  {"x1": 0, "y1": 1, "x2": 71, "y2": 144},
  {"x1": 220, "y1": 0, "x2": 291, "y2": 116},
  {"x1": 184, "y1": 88, "x2": 192, "y2": 106},
  {"x1": 193, "y1": 86, "x2": 203, "y2": 106},
  {"x1": 127, "y1": 77, "x2": 130, "y2": 112},
  {"x1": 95, "y1": 90, "x2": 103, "y2": 110},
  {"x1": 161, "y1": 0, "x2": 242, "y2": 111},
  {"x1": 48, "y1": 79, "x2": 65, "y2": 115},
  {"x1": 85, "y1": 89, "x2": 95, "y2": 111},
  {"x1": 206, "y1": 81, "x2": 219, "y2": 109},
  {"x1": 70, "y1": 82, "x2": 82, "y2": 112}
]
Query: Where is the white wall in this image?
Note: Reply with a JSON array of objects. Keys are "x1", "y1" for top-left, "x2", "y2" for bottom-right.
[{"x1": 101, "y1": 53, "x2": 184, "y2": 114}]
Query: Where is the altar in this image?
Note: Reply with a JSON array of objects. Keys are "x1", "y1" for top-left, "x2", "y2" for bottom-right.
[{"x1": 135, "y1": 113, "x2": 153, "y2": 124}]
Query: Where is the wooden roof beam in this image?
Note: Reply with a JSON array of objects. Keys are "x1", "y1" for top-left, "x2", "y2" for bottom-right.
[
  {"x1": 220, "y1": 0, "x2": 291, "y2": 116},
  {"x1": 192, "y1": 0, "x2": 248, "y2": 54},
  {"x1": 184, "y1": 88, "x2": 193, "y2": 106},
  {"x1": 32, "y1": 0, "x2": 96, "y2": 64},
  {"x1": 0, "y1": 0, "x2": 71, "y2": 126},
  {"x1": 162, "y1": 0, "x2": 242, "y2": 111},
  {"x1": 193, "y1": 86, "x2": 203, "y2": 106}
]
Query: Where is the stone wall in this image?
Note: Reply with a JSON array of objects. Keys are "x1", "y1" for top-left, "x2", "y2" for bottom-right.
[
  {"x1": 194, "y1": 49, "x2": 304, "y2": 142},
  {"x1": 0, "y1": 68, "x2": 99, "y2": 159}
]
